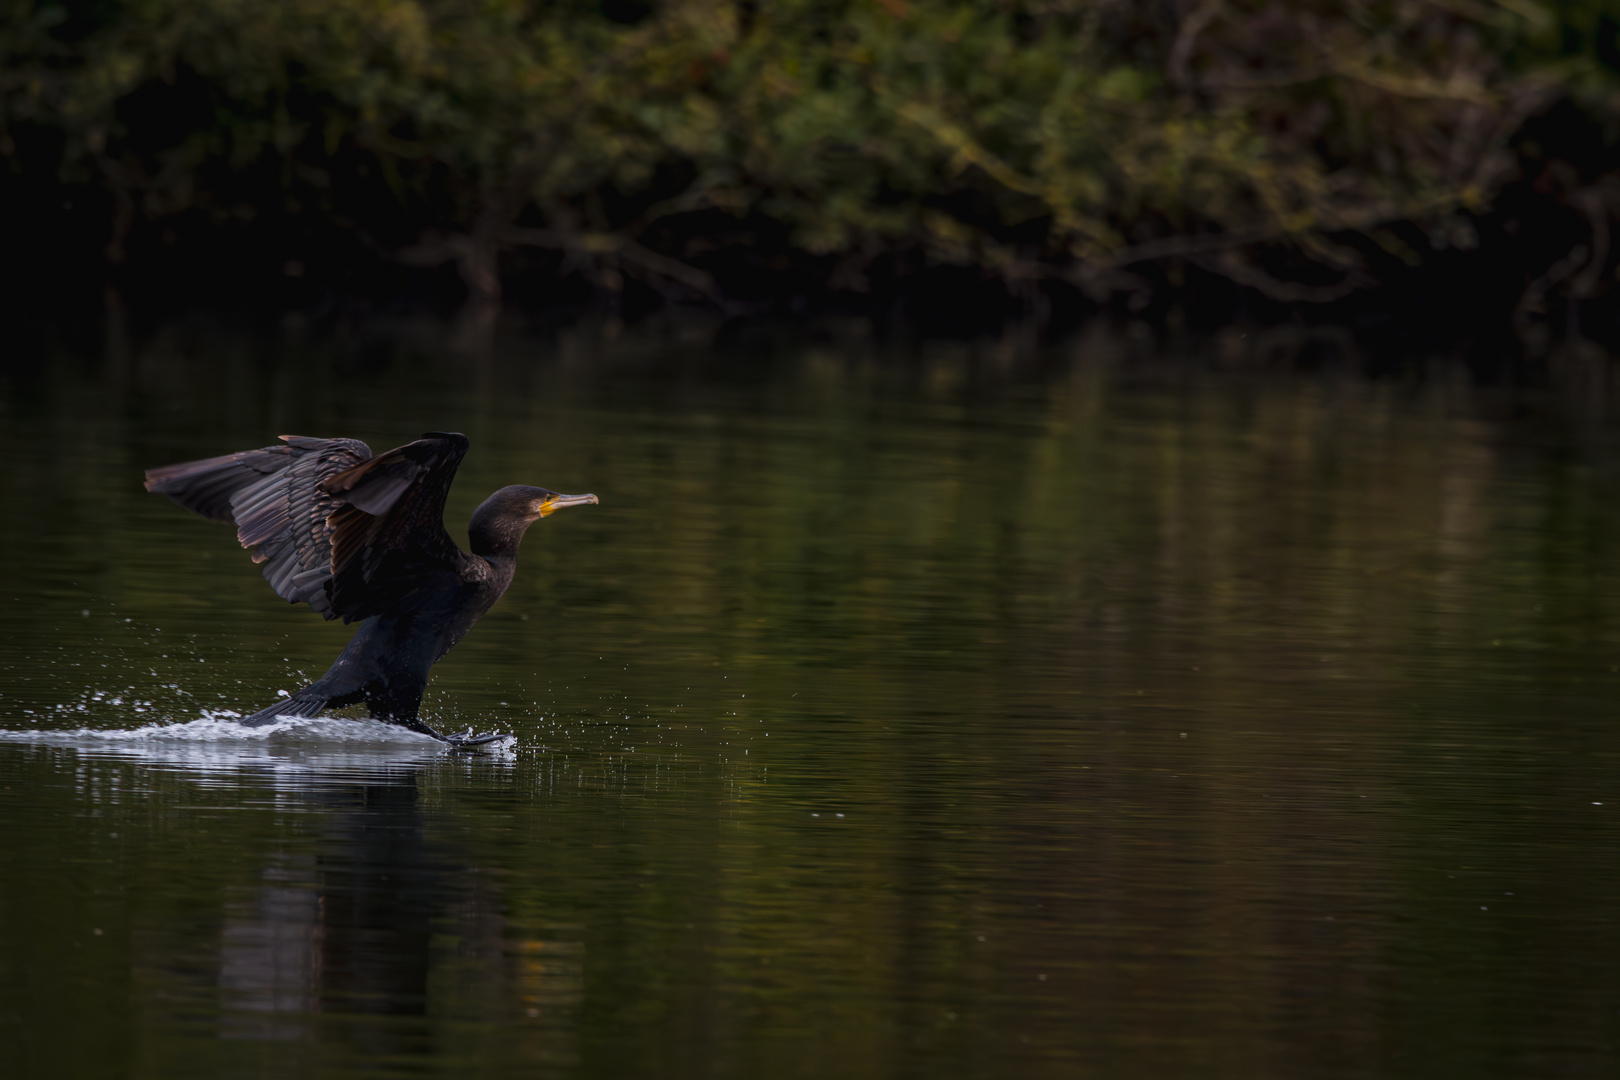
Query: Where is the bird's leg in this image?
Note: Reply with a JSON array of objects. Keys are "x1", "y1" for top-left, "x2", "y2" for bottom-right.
[
  {"x1": 371, "y1": 712, "x2": 445, "y2": 739},
  {"x1": 364, "y1": 681, "x2": 445, "y2": 738}
]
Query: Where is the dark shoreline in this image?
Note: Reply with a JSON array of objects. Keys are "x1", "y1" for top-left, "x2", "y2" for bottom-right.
[{"x1": 4, "y1": 149, "x2": 1615, "y2": 369}]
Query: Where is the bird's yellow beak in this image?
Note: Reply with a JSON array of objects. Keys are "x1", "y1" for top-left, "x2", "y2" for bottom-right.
[{"x1": 539, "y1": 493, "x2": 599, "y2": 517}]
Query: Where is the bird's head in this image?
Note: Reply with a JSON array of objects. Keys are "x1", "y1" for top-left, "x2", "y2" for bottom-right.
[{"x1": 470, "y1": 484, "x2": 598, "y2": 557}]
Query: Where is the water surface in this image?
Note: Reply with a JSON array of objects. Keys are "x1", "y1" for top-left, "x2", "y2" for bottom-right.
[{"x1": 3, "y1": 317, "x2": 1620, "y2": 1078}]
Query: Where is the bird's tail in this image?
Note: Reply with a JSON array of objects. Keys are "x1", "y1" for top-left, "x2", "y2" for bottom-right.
[{"x1": 241, "y1": 689, "x2": 333, "y2": 727}]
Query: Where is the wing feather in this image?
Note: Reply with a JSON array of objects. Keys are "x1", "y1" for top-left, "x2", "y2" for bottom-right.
[
  {"x1": 144, "y1": 446, "x2": 309, "y2": 523},
  {"x1": 145, "y1": 436, "x2": 372, "y2": 618}
]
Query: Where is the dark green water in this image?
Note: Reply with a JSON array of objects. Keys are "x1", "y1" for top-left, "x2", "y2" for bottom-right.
[{"x1": 4, "y1": 316, "x2": 1620, "y2": 1078}]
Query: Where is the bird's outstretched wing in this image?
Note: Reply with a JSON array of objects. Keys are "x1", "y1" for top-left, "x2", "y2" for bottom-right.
[
  {"x1": 144, "y1": 432, "x2": 470, "y2": 622},
  {"x1": 320, "y1": 432, "x2": 470, "y2": 622}
]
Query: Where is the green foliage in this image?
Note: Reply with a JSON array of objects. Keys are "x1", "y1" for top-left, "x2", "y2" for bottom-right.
[{"x1": 1, "y1": 0, "x2": 1615, "y2": 302}]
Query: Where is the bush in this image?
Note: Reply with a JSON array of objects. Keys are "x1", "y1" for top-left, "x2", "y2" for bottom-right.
[{"x1": 2, "y1": 0, "x2": 1617, "y2": 318}]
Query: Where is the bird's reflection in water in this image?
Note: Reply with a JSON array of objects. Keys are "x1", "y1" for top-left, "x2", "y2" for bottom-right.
[
  {"x1": 210, "y1": 761, "x2": 583, "y2": 1068},
  {"x1": 219, "y1": 770, "x2": 439, "y2": 1041},
  {"x1": 315, "y1": 778, "x2": 437, "y2": 1019}
]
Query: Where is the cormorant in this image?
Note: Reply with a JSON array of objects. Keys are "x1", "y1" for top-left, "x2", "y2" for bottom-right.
[{"x1": 144, "y1": 431, "x2": 597, "y2": 745}]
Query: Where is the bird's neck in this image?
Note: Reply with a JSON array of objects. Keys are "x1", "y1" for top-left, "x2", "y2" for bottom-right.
[
  {"x1": 468, "y1": 508, "x2": 530, "y2": 561},
  {"x1": 474, "y1": 551, "x2": 519, "y2": 599}
]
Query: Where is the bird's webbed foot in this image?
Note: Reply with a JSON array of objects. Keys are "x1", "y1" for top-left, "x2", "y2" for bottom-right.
[
  {"x1": 435, "y1": 728, "x2": 510, "y2": 747},
  {"x1": 371, "y1": 711, "x2": 505, "y2": 747}
]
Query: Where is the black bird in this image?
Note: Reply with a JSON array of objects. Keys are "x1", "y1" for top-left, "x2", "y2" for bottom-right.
[{"x1": 144, "y1": 431, "x2": 597, "y2": 744}]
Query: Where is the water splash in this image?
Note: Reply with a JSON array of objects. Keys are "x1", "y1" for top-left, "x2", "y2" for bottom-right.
[
  {"x1": 0, "y1": 710, "x2": 517, "y2": 776},
  {"x1": 0, "y1": 710, "x2": 448, "y2": 744}
]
